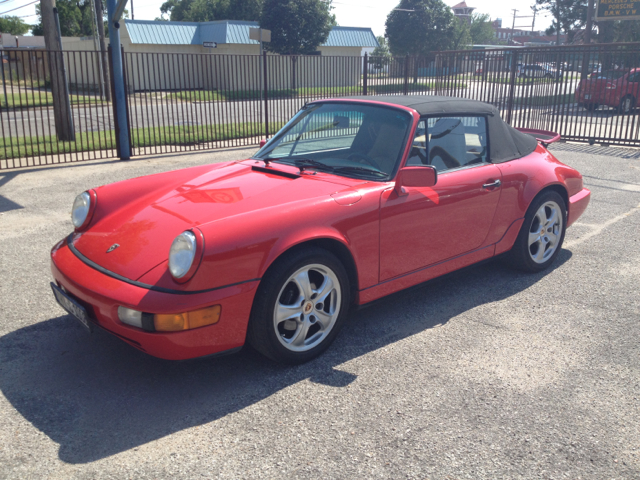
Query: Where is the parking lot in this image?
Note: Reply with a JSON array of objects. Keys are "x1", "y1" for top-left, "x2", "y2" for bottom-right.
[{"x1": 0, "y1": 143, "x2": 639, "y2": 479}]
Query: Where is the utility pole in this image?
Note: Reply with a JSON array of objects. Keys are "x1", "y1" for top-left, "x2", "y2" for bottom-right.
[
  {"x1": 531, "y1": 6, "x2": 536, "y2": 33},
  {"x1": 584, "y1": 0, "x2": 594, "y2": 44},
  {"x1": 40, "y1": 0, "x2": 75, "y2": 141},
  {"x1": 581, "y1": 0, "x2": 595, "y2": 81},
  {"x1": 556, "y1": 6, "x2": 561, "y2": 45},
  {"x1": 511, "y1": 9, "x2": 517, "y2": 44},
  {"x1": 95, "y1": 0, "x2": 111, "y2": 101}
]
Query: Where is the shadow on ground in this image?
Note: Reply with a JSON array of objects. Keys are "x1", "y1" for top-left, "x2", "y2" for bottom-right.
[{"x1": 0, "y1": 250, "x2": 571, "y2": 464}]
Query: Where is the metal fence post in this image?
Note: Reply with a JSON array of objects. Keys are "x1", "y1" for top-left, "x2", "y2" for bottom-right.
[
  {"x1": 363, "y1": 52, "x2": 368, "y2": 96},
  {"x1": 106, "y1": 0, "x2": 130, "y2": 160},
  {"x1": 506, "y1": 50, "x2": 519, "y2": 125},
  {"x1": 403, "y1": 55, "x2": 409, "y2": 95},
  {"x1": 121, "y1": 46, "x2": 133, "y2": 153},
  {"x1": 263, "y1": 50, "x2": 269, "y2": 138},
  {"x1": 107, "y1": 44, "x2": 121, "y2": 158}
]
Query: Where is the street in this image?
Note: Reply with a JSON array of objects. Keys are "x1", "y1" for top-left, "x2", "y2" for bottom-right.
[{"x1": 0, "y1": 143, "x2": 639, "y2": 478}]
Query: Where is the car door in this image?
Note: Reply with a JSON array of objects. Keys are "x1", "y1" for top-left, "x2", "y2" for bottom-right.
[{"x1": 379, "y1": 116, "x2": 502, "y2": 281}]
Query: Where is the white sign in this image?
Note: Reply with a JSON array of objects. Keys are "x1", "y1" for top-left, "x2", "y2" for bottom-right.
[
  {"x1": 249, "y1": 28, "x2": 271, "y2": 42},
  {"x1": 203, "y1": 42, "x2": 217, "y2": 48}
]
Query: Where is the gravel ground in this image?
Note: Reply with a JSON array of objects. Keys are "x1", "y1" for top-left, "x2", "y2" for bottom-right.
[{"x1": 0, "y1": 143, "x2": 638, "y2": 479}]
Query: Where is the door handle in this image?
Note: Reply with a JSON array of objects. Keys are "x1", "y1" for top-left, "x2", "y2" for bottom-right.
[{"x1": 482, "y1": 179, "x2": 501, "y2": 189}]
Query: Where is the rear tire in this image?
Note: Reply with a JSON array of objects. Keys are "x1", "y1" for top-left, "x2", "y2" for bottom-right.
[
  {"x1": 507, "y1": 191, "x2": 567, "y2": 273},
  {"x1": 619, "y1": 95, "x2": 635, "y2": 114},
  {"x1": 246, "y1": 247, "x2": 350, "y2": 364}
]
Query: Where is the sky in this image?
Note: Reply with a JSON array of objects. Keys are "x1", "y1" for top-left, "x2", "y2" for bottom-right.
[{"x1": 2, "y1": 0, "x2": 555, "y2": 36}]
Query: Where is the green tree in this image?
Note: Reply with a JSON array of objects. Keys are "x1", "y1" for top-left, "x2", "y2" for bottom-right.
[
  {"x1": 0, "y1": 16, "x2": 31, "y2": 35},
  {"x1": 369, "y1": 36, "x2": 391, "y2": 71},
  {"x1": 260, "y1": 0, "x2": 335, "y2": 55},
  {"x1": 31, "y1": 0, "x2": 108, "y2": 37},
  {"x1": 451, "y1": 17, "x2": 471, "y2": 50},
  {"x1": 385, "y1": 0, "x2": 456, "y2": 56},
  {"x1": 536, "y1": 0, "x2": 586, "y2": 43},
  {"x1": 159, "y1": 0, "x2": 261, "y2": 22},
  {"x1": 469, "y1": 13, "x2": 495, "y2": 45}
]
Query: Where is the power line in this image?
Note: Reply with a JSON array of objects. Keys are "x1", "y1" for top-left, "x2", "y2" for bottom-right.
[{"x1": 0, "y1": 0, "x2": 38, "y2": 15}]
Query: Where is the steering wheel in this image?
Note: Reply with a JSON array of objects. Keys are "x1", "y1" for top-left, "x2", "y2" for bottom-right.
[{"x1": 348, "y1": 153, "x2": 379, "y2": 168}]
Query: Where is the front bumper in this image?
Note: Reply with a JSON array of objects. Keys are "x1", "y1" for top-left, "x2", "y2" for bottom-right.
[
  {"x1": 568, "y1": 188, "x2": 591, "y2": 227},
  {"x1": 50, "y1": 237, "x2": 259, "y2": 360}
]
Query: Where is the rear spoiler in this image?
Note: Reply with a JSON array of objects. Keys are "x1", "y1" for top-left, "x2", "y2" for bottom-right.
[{"x1": 515, "y1": 128, "x2": 561, "y2": 147}]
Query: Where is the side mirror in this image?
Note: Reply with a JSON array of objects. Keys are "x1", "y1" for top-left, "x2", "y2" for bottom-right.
[
  {"x1": 394, "y1": 166, "x2": 437, "y2": 196},
  {"x1": 259, "y1": 139, "x2": 267, "y2": 148}
]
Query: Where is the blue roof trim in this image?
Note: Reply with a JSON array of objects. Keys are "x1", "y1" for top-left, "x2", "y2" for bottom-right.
[{"x1": 124, "y1": 20, "x2": 378, "y2": 48}]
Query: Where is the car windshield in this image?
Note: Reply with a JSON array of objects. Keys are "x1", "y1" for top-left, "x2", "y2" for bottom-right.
[{"x1": 253, "y1": 103, "x2": 412, "y2": 180}]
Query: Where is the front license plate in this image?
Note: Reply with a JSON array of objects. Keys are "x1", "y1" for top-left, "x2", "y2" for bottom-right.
[{"x1": 51, "y1": 283, "x2": 93, "y2": 332}]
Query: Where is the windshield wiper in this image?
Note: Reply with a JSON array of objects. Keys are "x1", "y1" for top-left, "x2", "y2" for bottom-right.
[
  {"x1": 293, "y1": 158, "x2": 335, "y2": 173},
  {"x1": 332, "y1": 166, "x2": 387, "y2": 178},
  {"x1": 261, "y1": 156, "x2": 334, "y2": 173}
]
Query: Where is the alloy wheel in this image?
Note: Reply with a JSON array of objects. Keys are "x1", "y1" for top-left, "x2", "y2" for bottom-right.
[
  {"x1": 528, "y1": 200, "x2": 563, "y2": 264},
  {"x1": 273, "y1": 264, "x2": 341, "y2": 352}
]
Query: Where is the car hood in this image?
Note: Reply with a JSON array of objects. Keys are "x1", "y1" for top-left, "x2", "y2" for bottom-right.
[{"x1": 72, "y1": 161, "x2": 357, "y2": 280}]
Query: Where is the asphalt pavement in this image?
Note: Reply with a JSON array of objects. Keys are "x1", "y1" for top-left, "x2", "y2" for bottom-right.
[{"x1": 0, "y1": 143, "x2": 639, "y2": 479}]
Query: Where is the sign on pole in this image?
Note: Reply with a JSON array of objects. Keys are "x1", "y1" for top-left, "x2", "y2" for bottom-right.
[
  {"x1": 203, "y1": 41, "x2": 217, "y2": 48},
  {"x1": 249, "y1": 28, "x2": 271, "y2": 42},
  {"x1": 596, "y1": 0, "x2": 640, "y2": 20}
]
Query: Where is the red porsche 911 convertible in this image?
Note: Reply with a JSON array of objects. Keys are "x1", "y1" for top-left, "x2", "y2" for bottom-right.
[{"x1": 50, "y1": 96, "x2": 590, "y2": 364}]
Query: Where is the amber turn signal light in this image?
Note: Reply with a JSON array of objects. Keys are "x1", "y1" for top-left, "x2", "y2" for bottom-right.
[{"x1": 153, "y1": 305, "x2": 221, "y2": 332}]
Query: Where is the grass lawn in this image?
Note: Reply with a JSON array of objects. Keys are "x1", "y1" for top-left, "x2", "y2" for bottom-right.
[
  {"x1": 480, "y1": 76, "x2": 563, "y2": 86},
  {"x1": 0, "y1": 121, "x2": 285, "y2": 160},
  {"x1": 0, "y1": 92, "x2": 107, "y2": 108},
  {"x1": 164, "y1": 82, "x2": 463, "y2": 102},
  {"x1": 513, "y1": 93, "x2": 575, "y2": 106}
]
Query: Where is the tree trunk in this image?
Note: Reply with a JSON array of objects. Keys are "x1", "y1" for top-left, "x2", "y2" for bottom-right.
[
  {"x1": 95, "y1": 0, "x2": 111, "y2": 101},
  {"x1": 41, "y1": 0, "x2": 75, "y2": 141}
]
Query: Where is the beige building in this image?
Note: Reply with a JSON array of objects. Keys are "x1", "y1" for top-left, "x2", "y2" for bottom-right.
[
  {"x1": 53, "y1": 20, "x2": 377, "y2": 92},
  {"x1": 119, "y1": 20, "x2": 378, "y2": 92}
]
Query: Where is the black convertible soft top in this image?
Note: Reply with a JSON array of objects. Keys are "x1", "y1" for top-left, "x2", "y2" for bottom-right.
[{"x1": 330, "y1": 95, "x2": 539, "y2": 164}]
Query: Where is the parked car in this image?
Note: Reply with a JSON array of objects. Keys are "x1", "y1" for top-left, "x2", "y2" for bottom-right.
[
  {"x1": 518, "y1": 63, "x2": 563, "y2": 79},
  {"x1": 575, "y1": 68, "x2": 640, "y2": 113},
  {"x1": 50, "y1": 96, "x2": 590, "y2": 364}
]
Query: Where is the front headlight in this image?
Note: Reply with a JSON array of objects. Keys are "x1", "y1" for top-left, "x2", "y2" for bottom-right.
[
  {"x1": 72, "y1": 191, "x2": 95, "y2": 229},
  {"x1": 169, "y1": 231, "x2": 198, "y2": 279}
]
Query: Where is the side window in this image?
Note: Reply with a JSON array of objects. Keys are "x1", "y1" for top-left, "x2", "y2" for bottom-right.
[
  {"x1": 425, "y1": 116, "x2": 488, "y2": 172},
  {"x1": 406, "y1": 120, "x2": 427, "y2": 166},
  {"x1": 628, "y1": 72, "x2": 640, "y2": 83}
]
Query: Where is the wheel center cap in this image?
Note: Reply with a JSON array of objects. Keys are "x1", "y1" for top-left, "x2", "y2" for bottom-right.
[{"x1": 303, "y1": 301, "x2": 314, "y2": 314}]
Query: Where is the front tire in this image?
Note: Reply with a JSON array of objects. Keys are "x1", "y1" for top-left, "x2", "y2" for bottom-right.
[
  {"x1": 508, "y1": 191, "x2": 567, "y2": 273},
  {"x1": 247, "y1": 247, "x2": 350, "y2": 364}
]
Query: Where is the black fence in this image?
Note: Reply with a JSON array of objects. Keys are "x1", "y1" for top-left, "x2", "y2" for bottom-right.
[
  {"x1": 2, "y1": 43, "x2": 639, "y2": 170},
  {"x1": 1, "y1": 48, "x2": 116, "y2": 169},
  {"x1": 431, "y1": 42, "x2": 640, "y2": 147}
]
